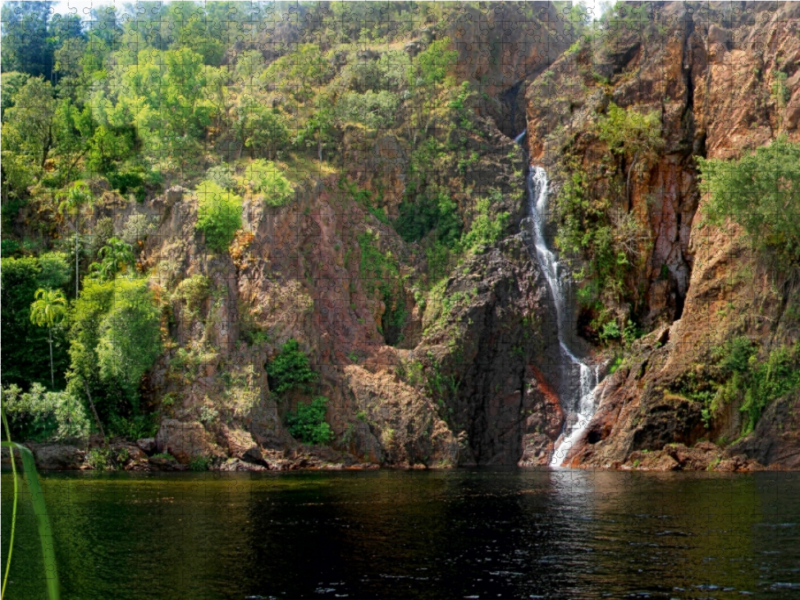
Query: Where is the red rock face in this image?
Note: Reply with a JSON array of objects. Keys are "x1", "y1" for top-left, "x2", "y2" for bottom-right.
[{"x1": 524, "y1": 2, "x2": 800, "y2": 469}]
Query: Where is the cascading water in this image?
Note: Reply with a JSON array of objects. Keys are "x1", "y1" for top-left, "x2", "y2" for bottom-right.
[{"x1": 525, "y1": 165, "x2": 600, "y2": 467}]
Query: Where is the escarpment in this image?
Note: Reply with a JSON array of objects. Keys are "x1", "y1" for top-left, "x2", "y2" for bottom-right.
[{"x1": 4, "y1": 1, "x2": 800, "y2": 472}]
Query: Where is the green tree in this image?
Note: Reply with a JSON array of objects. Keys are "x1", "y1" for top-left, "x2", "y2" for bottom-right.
[
  {"x1": 30, "y1": 289, "x2": 68, "y2": 388},
  {"x1": 110, "y1": 47, "x2": 214, "y2": 165},
  {"x1": 415, "y1": 38, "x2": 458, "y2": 86},
  {"x1": 241, "y1": 105, "x2": 289, "y2": 159},
  {"x1": 169, "y1": 3, "x2": 226, "y2": 66},
  {"x1": 294, "y1": 105, "x2": 336, "y2": 162},
  {"x1": 57, "y1": 181, "x2": 92, "y2": 297},
  {"x1": 0, "y1": 76, "x2": 56, "y2": 194},
  {"x1": 697, "y1": 136, "x2": 800, "y2": 267},
  {"x1": 67, "y1": 277, "x2": 161, "y2": 436},
  {"x1": 194, "y1": 181, "x2": 242, "y2": 252},
  {"x1": 243, "y1": 160, "x2": 294, "y2": 206},
  {"x1": 0, "y1": 254, "x2": 71, "y2": 389},
  {"x1": 265, "y1": 338, "x2": 317, "y2": 396},
  {"x1": 0, "y1": 1, "x2": 56, "y2": 78},
  {"x1": 262, "y1": 43, "x2": 330, "y2": 102}
]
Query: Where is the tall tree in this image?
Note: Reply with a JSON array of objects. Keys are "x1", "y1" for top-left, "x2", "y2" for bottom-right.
[
  {"x1": 29, "y1": 288, "x2": 68, "y2": 388},
  {"x1": 0, "y1": 76, "x2": 56, "y2": 196},
  {"x1": 57, "y1": 181, "x2": 92, "y2": 297},
  {"x1": 0, "y1": 1, "x2": 56, "y2": 78}
]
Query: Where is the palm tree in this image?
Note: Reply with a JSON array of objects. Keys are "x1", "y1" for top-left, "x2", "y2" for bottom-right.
[
  {"x1": 57, "y1": 181, "x2": 92, "y2": 298},
  {"x1": 30, "y1": 288, "x2": 68, "y2": 388},
  {"x1": 89, "y1": 237, "x2": 135, "y2": 281}
]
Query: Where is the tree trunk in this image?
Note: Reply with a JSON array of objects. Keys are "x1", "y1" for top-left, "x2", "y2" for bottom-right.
[
  {"x1": 75, "y1": 219, "x2": 79, "y2": 298},
  {"x1": 48, "y1": 332, "x2": 54, "y2": 388},
  {"x1": 84, "y1": 382, "x2": 107, "y2": 448}
]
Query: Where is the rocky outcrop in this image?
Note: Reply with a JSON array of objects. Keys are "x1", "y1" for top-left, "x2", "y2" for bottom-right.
[
  {"x1": 155, "y1": 419, "x2": 226, "y2": 464},
  {"x1": 621, "y1": 441, "x2": 761, "y2": 472},
  {"x1": 16, "y1": 444, "x2": 86, "y2": 470},
  {"x1": 728, "y1": 391, "x2": 800, "y2": 469}
]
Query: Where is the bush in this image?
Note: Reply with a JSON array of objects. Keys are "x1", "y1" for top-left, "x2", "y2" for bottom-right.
[
  {"x1": 554, "y1": 165, "x2": 650, "y2": 310},
  {"x1": 286, "y1": 396, "x2": 333, "y2": 445},
  {"x1": 416, "y1": 38, "x2": 458, "y2": 86},
  {"x1": 265, "y1": 338, "x2": 318, "y2": 396},
  {"x1": 697, "y1": 137, "x2": 800, "y2": 268},
  {"x1": 205, "y1": 164, "x2": 237, "y2": 190},
  {"x1": 172, "y1": 275, "x2": 211, "y2": 316},
  {"x1": 395, "y1": 190, "x2": 462, "y2": 247},
  {"x1": 194, "y1": 180, "x2": 243, "y2": 252},
  {"x1": 190, "y1": 455, "x2": 210, "y2": 471},
  {"x1": 243, "y1": 160, "x2": 294, "y2": 206},
  {"x1": 121, "y1": 214, "x2": 157, "y2": 246},
  {"x1": 3, "y1": 383, "x2": 91, "y2": 442},
  {"x1": 335, "y1": 90, "x2": 399, "y2": 129},
  {"x1": 461, "y1": 192, "x2": 509, "y2": 252},
  {"x1": 711, "y1": 338, "x2": 800, "y2": 434}
]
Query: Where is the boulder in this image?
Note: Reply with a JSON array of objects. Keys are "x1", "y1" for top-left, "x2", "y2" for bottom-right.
[
  {"x1": 25, "y1": 444, "x2": 85, "y2": 470},
  {"x1": 155, "y1": 419, "x2": 224, "y2": 464},
  {"x1": 217, "y1": 458, "x2": 268, "y2": 472},
  {"x1": 136, "y1": 438, "x2": 157, "y2": 454},
  {"x1": 216, "y1": 426, "x2": 265, "y2": 465}
]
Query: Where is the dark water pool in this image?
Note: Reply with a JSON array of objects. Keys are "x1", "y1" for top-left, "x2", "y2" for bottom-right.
[{"x1": 3, "y1": 468, "x2": 800, "y2": 599}]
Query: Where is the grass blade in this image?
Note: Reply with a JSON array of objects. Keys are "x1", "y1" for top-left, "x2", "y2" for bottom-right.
[{"x1": 1, "y1": 442, "x2": 60, "y2": 600}]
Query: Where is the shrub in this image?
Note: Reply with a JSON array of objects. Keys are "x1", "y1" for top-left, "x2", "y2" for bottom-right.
[
  {"x1": 3, "y1": 383, "x2": 91, "y2": 442},
  {"x1": 189, "y1": 455, "x2": 210, "y2": 471},
  {"x1": 243, "y1": 160, "x2": 294, "y2": 206},
  {"x1": 205, "y1": 164, "x2": 237, "y2": 190},
  {"x1": 697, "y1": 136, "x2": 800, "y2": 268},
  {"x1": 67, "y1": 277, "x2": 162, "y2": 435},
  {"x1": 286, "y1": 396, "x2": 333, "y2": 445},
  {"x1": 416, "y1": 38, "x2": 458, "y2": 85},
  {"x1": 711, "y1": 339, "x2": 800, "y2": 434},
  {"x1": 265, "y1": 338, "x2": 318, "y2": 396},
  {"x1": 194, "y1": 180, "x2": 243, "y2": 252},
  {"x1": 395, "y1": 190, "x2": 462, "y2": 247},
  {"x1": 335, "y1": 90, "x2": 399, "y2": 129},
  {"x1": 554, "y1": 164, "x2": 650, "y2": 311},
  {"x1": 172, "y1": 275, "x2": 211, "y2": 316},
  {"x1": 1, "y1": 253, "x2": 71, "y2": 389},
  {"x1": 461, "y1": 192, "x2": 509, "y2": 252},
  {"x1": 87, "y1": 448, "x2": 113, "y2": 471}
]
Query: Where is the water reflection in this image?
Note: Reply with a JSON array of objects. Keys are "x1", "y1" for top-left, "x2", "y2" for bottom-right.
[{"x1": 2, "y1": 469, "x2": 799, "y2": 599}]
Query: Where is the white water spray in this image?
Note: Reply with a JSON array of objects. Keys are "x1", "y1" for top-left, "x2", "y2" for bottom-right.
[{"x1": 526, "y1": 166, "x2": 600, "y2": 467}]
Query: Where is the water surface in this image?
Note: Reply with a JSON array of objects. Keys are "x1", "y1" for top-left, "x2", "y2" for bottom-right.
[{"x1": 3, "y1": 468, "x2": 800, "y2": 599}]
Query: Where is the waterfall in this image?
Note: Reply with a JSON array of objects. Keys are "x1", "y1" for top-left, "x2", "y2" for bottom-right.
[{"x1": 526, "y1": 166, "x2": 600, "y2": 468}]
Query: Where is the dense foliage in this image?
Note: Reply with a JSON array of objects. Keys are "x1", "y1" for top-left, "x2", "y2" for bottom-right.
[
  {"x1": 67, "y1": 277, "x2": 162, "y2": 437},
  {"x1": 697, "y1": 137, "x2": 800, "y2": 269},
  {"x1": 265, "y1": 339, "x2": 318, "y2": 396},
  {"x1": 2, "y1": 383, "x2": 91, "y2": 442},
  {"x1": 1, "y1": 254, "x2": 71, "y2": 389},
  {"x1": 285, "y1": 396, "x2": 334, "y2": 445},
  {"x1": 194, "y1": 181, "x2": 243, "y2": 252}
]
